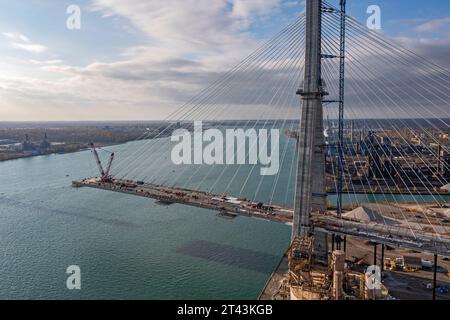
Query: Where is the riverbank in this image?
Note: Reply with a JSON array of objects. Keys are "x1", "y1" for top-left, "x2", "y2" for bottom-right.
[{"x1": 0, "y1": 144, "x2": 95, "y2": 162}]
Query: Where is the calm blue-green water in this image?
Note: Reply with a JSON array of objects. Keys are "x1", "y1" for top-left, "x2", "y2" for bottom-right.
[
  {"x1": 0, "y1": 143, "x2": 292, "y2": 299},
  {"x1": 1, "y1": 132, "x2": 449, "y2": 299}
]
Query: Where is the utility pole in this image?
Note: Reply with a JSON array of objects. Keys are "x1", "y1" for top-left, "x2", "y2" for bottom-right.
[{"x1": 433, "y1": 254, "x2": 438, "y2": 300}]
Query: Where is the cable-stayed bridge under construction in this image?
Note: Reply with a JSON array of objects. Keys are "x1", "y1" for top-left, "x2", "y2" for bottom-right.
[{"x1": 73, "y1": 0, "x2": 450, "y2": 299}]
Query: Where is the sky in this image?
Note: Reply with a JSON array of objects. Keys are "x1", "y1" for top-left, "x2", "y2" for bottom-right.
[{"x1": 0, "y1": 0, "x2": 448, "y2": 121}]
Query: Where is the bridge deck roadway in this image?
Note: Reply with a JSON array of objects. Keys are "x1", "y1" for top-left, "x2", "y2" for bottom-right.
[{"x1": 73, "y1": 177, "x2": 450, "y2": 257}]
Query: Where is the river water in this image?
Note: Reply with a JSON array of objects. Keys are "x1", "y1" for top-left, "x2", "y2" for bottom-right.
[
  {"x1": 1, "y1": 134, "x2": 448, "y2": 299},
  {"x1": 0, "y1": 140, "x2": 294, "y2": 299}
]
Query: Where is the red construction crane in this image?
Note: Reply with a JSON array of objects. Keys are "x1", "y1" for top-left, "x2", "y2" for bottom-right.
[{"x1": 90, "y1": 142, "x2": 114, "y2": 182}]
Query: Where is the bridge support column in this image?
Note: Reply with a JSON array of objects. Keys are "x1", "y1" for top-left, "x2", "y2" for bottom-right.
[{"x1": 292, "y1": 0, "x2": 325, "y2": 241}]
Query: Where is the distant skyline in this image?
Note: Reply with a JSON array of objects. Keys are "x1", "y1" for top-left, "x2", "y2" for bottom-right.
[{"x1": 0, "y1": 0, "x2": 449, "y2": 121}]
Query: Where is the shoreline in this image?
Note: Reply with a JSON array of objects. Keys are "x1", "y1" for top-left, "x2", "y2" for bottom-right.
[
  {"x1": 0, "y1": 146, "x2": 93, "y2": 162},
  {"x1": 0, "y1": 141, "x2": 126, "y2": 163}
]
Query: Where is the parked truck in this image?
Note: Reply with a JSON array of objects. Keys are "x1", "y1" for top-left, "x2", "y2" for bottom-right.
[{"x1": 421, "y1": 258, "x2": 434, "y2": 270}]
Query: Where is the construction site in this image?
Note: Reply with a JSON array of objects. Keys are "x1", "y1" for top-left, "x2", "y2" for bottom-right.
[
  {"x1": 72, "y1": 172, "x2": 450, "y2": 300},
  {"x1": 259, "y1": 236, "x2": 450, "y2": 300},
  {"x1": 70, "y1": 0, "x2": 450, "y2": 300}
]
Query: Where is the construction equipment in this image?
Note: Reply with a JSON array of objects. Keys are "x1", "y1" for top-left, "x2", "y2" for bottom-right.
[
  {"x1": 384, "y1": 258, "x2": 396, "y2": 271},
  {"x1": 421, "y1": 258, "x2": 434, "y2": 270},
  {"x1": 384, "y1": 257, "x2": 406, "y2": 271},
  {"x1": 90, "y1": 142, "x2": 114, "y2": 182},
  {"x1": 403, "y1": 266, "x2": 419, "y2": 273},
  {"x1": 395, "y1": 257, "x2": 405, "y2": 271}
]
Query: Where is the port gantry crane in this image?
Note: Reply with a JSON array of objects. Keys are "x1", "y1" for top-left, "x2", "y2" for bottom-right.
[{"x1": 90, "y1": 142, "x2": 115, "y2": 182}]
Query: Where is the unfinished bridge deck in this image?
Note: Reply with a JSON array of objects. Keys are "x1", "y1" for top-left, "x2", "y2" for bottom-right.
[{"x1": 73, "y1": 177, "x2": 450, "y2": 257}]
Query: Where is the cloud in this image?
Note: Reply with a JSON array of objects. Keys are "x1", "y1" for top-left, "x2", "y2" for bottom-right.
[
  {"x1": 284, "y1": 1, "x2": 300, "y2": 8},
  {"x1": 90, "y1": 0, "x2": 245, "y2": 51},
  {"x1": 393, "y1": 36, "x2": 450, "y2": 68},
  {"x1": 231, "y1": 0, "x2": 281, "y2": 20},
  {"x1": 29, "y1": 59, "x2": 64, "y2": 65},
  {"x1": 11, "y1": 42, "x2": 47, "y2": 53},
  {"x1": 392, "y1": 17, "x2": 450, "y2": 69},
  {"x1": 3, "y1": 32, "x2": 30, "y2": 42},
  {"x1": 386, "y1": 16, "x2": 450, "y2": 67},
  {"x1": 3, "y1": 32, "x2": 47, "y2": 53},
  {"x1": 45, "y1": 59, "x2": 63, "y2": 65},
  {"x1": 414, "y1": 17, "x2": 450, "y2": 33}
]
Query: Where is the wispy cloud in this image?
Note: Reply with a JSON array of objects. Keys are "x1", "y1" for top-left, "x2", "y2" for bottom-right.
[
  {"x1": 3, "y1": 32, "x2": 47, "y2": 53},
  {"x1": 11, "y1": 42, "x2": 47, "y2": 53},
  {"x1": 3, "y1": 32, "x2": 30, "y2": 42},
  {"x1": 390, "y1": 16, "x2": 450, "y2": 68},
  {"x1": 415, "y1": 17, "x2": 450, "y2": 33}
]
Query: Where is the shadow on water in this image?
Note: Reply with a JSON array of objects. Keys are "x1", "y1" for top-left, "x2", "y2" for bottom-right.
[{"x1": 175, "y1": 240, "x2": 280, "y2": 274}]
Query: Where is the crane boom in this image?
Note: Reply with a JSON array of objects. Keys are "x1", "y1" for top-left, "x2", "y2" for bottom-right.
[
  {"x1": 104, "y1": 152, "x2": 115, "y2": 178},
  {"x1": 90, "y1": 142, "x2": 105, "y2": 177},
  {"x1": 90, "y1": 142, "x2": 115, "y2": 182}
]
